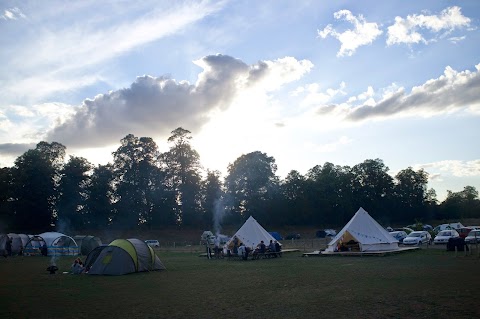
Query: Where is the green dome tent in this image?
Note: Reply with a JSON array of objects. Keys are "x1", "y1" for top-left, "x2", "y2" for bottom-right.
[
  {"x1": 87, "y1": 238, "x2": 165, "y2": 275},
  {"x1": 73, "y1": 235, "x2": 102, "y2": 255}
]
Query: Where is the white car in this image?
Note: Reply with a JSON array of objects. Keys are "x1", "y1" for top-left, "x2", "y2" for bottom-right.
[
  {"x1": 433, "y1": 230, "x2": 459, "y2": 245},
  {"x1": 145, "y1": 240, "x2": 160, "y2": 247},
  {"x1": 465, "y1": 230, "x2": 480, "y2": 244},
  {"x1": 389, "y1": 231, "x2": 407, "y2": 243},
  {"x1": 402, "y1": 231, "x2": 432, "y2": 245}
]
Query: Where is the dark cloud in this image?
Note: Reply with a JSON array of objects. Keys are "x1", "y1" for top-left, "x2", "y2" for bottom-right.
[
  {"x1": 347, "y1": 65, "x2": 480, "y2": 121},
  {"x1": 0, "y1": 143, "x2": 36, "y2": 155},
  {"x1": 45, "y1": 54, "x2": 264, "y2": 148}
]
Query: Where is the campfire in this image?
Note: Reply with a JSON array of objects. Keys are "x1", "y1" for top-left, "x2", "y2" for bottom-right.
[{"x1": 46, "y1": 265, "x2": 59, "y2": 274}]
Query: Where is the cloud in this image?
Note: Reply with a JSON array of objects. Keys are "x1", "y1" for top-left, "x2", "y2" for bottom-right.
[
  {"x1": 387, "y1": 6, "x2": 471, "y2": 46},
  {"x1": 414, "y1": 160, "x2": 480, "y2": 178},
  {"x1": 448, "y1": 36, "x2": 466, "y2": 44},
  {"x1": 1, "y1": 1, "x2": 226, "y2": 104},
  {"x1": 345, "y1": 63, "x2": 480, "y2": 121},
  {"x1": 318, "y1": 10, "x2": 382, "y2": 57},
  {"x1": 0, "y1": 143, "x2": 35, "y2": 155},
  {"x1": 1, "y1": 7, "x2": 26, "y2": 20},
  {"x1": 45, "y1": 55, "x2": 313, "y2": 148}
]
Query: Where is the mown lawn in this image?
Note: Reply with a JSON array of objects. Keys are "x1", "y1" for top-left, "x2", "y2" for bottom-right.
[{"x1": 0, "y1": 248, "x2": 479, "y2": 319}]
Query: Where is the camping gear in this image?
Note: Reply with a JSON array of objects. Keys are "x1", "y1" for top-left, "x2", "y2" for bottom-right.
[
  {"x1": 225, "y1": 216, "x2": 278, "y2": 249},
  {"x1": 46, "y1": 265, "x2": 58, "y2": 274},
  {"x1": 87, "y1": 238, "x2": 166, "y2": 275},
  {"x1": 325, "y1": 207, "x2": 399, "y2": 252},
  {"x1": 73, "y1": 235, "x2": 102, "y2": 255}
]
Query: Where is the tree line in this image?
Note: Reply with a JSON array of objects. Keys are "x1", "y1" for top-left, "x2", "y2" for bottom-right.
[{"x1": 1, "y1": 127, "x2": 479, "y2": 233}]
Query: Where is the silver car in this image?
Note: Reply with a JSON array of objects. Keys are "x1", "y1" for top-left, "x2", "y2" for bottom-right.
[{"x1": 402, "y1": 231, "x2": 432, "y2": 245}]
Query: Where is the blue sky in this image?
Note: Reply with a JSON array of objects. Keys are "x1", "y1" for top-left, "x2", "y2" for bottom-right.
[{"x1": 1, "y1": 0, "x2": 479, "y2": 201}]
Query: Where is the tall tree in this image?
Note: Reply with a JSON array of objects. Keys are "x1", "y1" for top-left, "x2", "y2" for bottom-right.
[
  {"x1": 439, "y1": 186, "x2": 480, "y2": 219},
  {"x1": 306, "y1": 163, "x2": 354, "y2": 226},
  {"x1": 12, "y1": 142, "x2": 66, "y2": 231},
  {"x1": 85, "y1": 164, "x2": 115, "y2": 229},
  {"x1": 56, "y1": 156, "x2": 92, "y2": 230},
  {"x1": 0, "y1": 167, "x2": 14, "y2": 229},
  {"x1": 225, "y1": 151, "x2": 279, "y2": 224},
  {"x1": 112, "y1": 134, "x2": 161, "y2": 228},
  {"x1": 393, "y1": 167, "x2": 429, "y2": 223},
  {"x1": 351, "y1": 159, "x2": 394, "y2": 221},
  {"x1": 278, "y1": 170, "x2": 309, "y2": 225},
  {"x1": 161, "y1": 128, "x2": 202, "y2": 226}
]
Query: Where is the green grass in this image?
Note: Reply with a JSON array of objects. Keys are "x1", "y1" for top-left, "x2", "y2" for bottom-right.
[{"x1": 1, "y1": 249, "x2": 480, "y2": 319}]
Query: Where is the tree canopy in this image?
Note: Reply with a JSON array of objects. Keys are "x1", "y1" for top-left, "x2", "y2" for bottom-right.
[{"x1": 1, "y1": 129, "x2": 479, "y2": 232}]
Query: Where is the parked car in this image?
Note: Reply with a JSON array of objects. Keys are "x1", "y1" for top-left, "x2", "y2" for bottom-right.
[
  {"x1": 285, "y1": 233, "x2": 301, "y2": 240},
  {"x1": 433, "y1": 222, "x2": 464, "y2": 233},
  {"x1": 394, "y1": 227, "x2": 414, "y2": 235},
  {"x1": 145, "y1": 240, "x2": 160, "y2": 248},
  {"x1": 465, "y1": 230, "x2": 480, "y2": 244},
  {"x1": 389, "y1": 231, "x2": 407, "y2": 244},
  {"x1": 455, "y1": 227, "x2": 473, "y2": 239},
  {"x1": 433, "y1": 230, "x2": 459, "y2": 245},
  {"x1": 402, "y1": 231, "x2": 432, "y2": 245}
]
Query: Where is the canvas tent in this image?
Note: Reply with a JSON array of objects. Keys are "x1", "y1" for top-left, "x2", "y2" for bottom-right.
[
  {"x1": 325, "y1": 207, "x2": 399, "y2": 252},
  {"x1": 24, "y1": 232, "x2": 79, "y2": 256},
  {"x1": 74, "y1": 235, "x2": 102, "y2": 255},
  {"x1": 87, "y1": 238, "x2": 166, "y2": 275},
  {"x1": 226, "y1": 216, "x2": 278, "y2": 249}
]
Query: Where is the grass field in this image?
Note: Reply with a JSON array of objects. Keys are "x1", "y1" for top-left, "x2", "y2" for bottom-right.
[{"x1": 1, "y1": 247, "x2": 480, "y2": 319}]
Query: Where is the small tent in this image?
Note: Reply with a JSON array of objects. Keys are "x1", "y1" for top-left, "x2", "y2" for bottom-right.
[
  {"x1": 325, "y1": 207, "x2": 399, "y2": 252},
  {"x1": 74, "y1": 235, "x2": 102, "y2": 255},
  {"x1": 226, "y1": 216, "x2": 278, "y2": 249},
  {"x1": 87, "y1": 238, "x2": 166, "y2": 275}
]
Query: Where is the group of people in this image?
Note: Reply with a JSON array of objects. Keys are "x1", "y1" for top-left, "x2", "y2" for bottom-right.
[{"x1": 252, "y1": 240, "x2": 281, "y2": 259}]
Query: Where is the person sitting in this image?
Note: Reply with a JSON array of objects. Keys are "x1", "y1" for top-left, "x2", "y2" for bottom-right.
[
  {"x1": 258, "y1": 241, "x2": 266, "y2": 254},
  {"x1": 268, "y1": 240, "x2": 276, "y2": 257},
  {"x1": 274, "y1": 241, "x2": 282, "y2": 257}
]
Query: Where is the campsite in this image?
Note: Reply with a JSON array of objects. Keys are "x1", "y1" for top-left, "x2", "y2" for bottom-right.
[
  {"x1": 1, "y1": 210, "x2": 480, "y2": 319},
  {"x1": 2, "y1": 210, "x2": 480, "y2": 319},
  {"x1": 1, "y1": 246, "x2": 480, "y2": 319}
]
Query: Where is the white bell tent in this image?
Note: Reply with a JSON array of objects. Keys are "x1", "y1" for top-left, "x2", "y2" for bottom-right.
[{"x1": 325, "y1": 207, "x2": 399, "y2": 252}]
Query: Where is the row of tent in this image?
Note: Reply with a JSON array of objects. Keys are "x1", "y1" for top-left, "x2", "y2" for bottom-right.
[
  {"x1": 0, "y1": 232, "x2": 102, "y2": 256},
  {"x1": 225, "y1": 208, "x2": 401, "y2": 253}
]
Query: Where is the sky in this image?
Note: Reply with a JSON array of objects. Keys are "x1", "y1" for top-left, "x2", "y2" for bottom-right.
[{"x1": 1, "y1": 0, "x2": 479, "y2": 201}]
